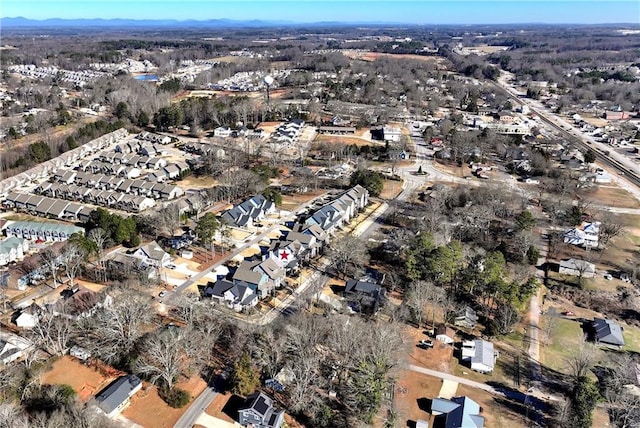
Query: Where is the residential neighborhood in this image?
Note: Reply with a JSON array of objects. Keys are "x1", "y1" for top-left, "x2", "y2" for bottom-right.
[{"x1": 0, "y1": 10, "x2": 639, "y2": 428}]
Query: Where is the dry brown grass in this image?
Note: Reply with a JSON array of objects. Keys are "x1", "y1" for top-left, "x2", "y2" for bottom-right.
[
  {"x1": 122, "y1": 376, "x2": 207, "y2": 428},
  {"x1": 41, "y1": 356, "x2": 121, "y2": 403},
  {"x1": 582, "y1": 185, "x2": 640, "y2": 209},
  {"x1": 379, "y1": 179, "x2": 403, "y2": 200},
  {"x1": 314, "y1": 134, "x2": 384, "y2": 147}
]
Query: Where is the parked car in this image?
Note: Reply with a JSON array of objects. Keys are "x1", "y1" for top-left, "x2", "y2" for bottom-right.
[
  {"x1": 158, "y1": 291, "x2": 167, "y2": 298},
  {"x1": 417, "y1": 339, "x2": 434, "y2": 349},
  {"x1": 562, "y1": 311, "x2": 574, "y2": 317},
  {"x1": 167, "y1": 263, "x2": 176, "y2": 269}
]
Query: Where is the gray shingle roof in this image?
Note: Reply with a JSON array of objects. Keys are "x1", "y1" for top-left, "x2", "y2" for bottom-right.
[
  {"x1": 95, "y1": 375, "x2": 141, "y2": 414},
  {"x1": 593, "y1": 318, "x2": 625, "y2": 346}
]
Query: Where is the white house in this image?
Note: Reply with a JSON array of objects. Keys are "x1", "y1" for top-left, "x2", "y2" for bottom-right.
[
  {"x1": 0, "y1": 332, "x2": 33, "y2": 365},
  {"x1": 131, "y1": 241, "x2": 171, "y2": 268},
  {"x1": 564, "y1": 221, "x2": 600, "y2": 248},
  {"x1": 435, "y1": 325, "x2": 456, "y2": 345},
  {"x1": 0, "y1": 237, "x2": 28, "y2": 266},
  {"x1": 213, "y1": 126, "x2": 232, "y2": 138},
  {"x1": 15, "y1": 303, "x2": 43, "y2": 329},
  {"x1": 462, "y1": 339, "x2": 496, "y2": 373},
  {"x1": 383, "y1": 126, "x2": 402, "y2": 142}
]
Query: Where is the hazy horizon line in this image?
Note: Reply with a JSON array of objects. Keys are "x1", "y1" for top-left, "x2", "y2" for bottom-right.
[{"x1": 2, "y1": 16, "x2": 640, "y2": 26}]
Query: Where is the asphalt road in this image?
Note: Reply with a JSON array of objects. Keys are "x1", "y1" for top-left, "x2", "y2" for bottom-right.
[
  {"x1": 491, "y1": 72, "x2": 640, "y2": 191},
  {"x1": 173, "y1": 386, "x2": 217, "y2": 428},
  {"x1": 162, "y1": 194, "x2": 326, "y2": 306}
]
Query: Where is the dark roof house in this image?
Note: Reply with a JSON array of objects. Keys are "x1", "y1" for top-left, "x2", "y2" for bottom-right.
[
  {"x1": 238, "y1": 391, "x2": 284, "y2": 428},
  {"x1": 592, "y1": 318, "x2": 625, "y2": 347},
  {"x1": 344, "y1": 280, "x2": 386, "y2": 313},
  {"x1": 95, "y1": 375, "x2": 142, "y2": 417}
]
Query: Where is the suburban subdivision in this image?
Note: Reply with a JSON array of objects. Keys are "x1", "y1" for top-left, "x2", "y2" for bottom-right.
[{"x1": 0, "y1": 8, "x2": 639, "y2": 428}]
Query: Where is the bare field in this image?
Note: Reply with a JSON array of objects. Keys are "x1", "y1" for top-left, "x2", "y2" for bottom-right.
[
  {"x1": 344, "y1": 50, "x2": 445, "y2": 64},
  {"x1": 583, "y1": 185, "x2": 640, "y2": 209},
  {"x1": 433, "y1": 161, "x2": 467, "y2": 178},
  {"x1": 179, "y1": 175, "x2": 218, "y2": 190},
  {"x1": 314, "y1": 134, "x2": 383, "y2": 147},
  {"x1": 379, "y1": 179, "x2": 403, "y2": 200}
]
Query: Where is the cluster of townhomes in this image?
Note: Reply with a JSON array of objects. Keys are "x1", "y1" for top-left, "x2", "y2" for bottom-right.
[
  {"x1": 0, "y1": 236, "x2": 29, "y2": 267},
  {"x1": 1, "y1": 130, "x2": 187, "y2": 215},
  {"x1": 271, "y1": 119, "x2": 306, "y2": 148},
  {"x1": 2, "y1": 193, "x2": 95, "y2": 222},
  {"x1": 221, "y1": 194, "x2": 276, "y2": 228},
  {"x1": 203, "y1": 185, "x2": 369, "y2": 312},
  {"x1": 0, "y1": 129, "x2": 129, "y2": 200}
]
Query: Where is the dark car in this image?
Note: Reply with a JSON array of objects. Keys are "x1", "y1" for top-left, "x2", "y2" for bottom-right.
[{"x1": 417, "y1": 339, "x2": 434, "y2": 349}]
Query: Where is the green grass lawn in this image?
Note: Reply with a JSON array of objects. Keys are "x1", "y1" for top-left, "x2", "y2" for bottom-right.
[
  {"x1": 622, "y1": 322, "x2": 640, "y2": 352},
  {"x1": 542, "y1": 316, "x2": 640, "y2": 375},
  {"x1": 541, "y1": 317, "x2": 585, "y2": 373}
]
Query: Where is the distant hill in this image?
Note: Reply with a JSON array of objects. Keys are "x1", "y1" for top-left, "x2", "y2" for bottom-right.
[{"x1": 0, "y1": 17, "x2": 298, "y2": 29}]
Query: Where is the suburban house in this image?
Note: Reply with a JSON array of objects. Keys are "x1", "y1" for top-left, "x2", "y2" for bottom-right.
[
  {"x1": 371, "y1": 125, "x2": 401, "y2": 142},
  {"x1": 254, "y1": 258, "x2": 285, "y2": 292},
  {"x1": 204, "y1": 279, "x2": 234, "y2": 300},
  {"x1": 591, "y1": 318, "x2": 625, "y2": 347},
  {"x1": 222, "y1": 195, "x2": 276, "y2": 228},
  {"x1": 214, "y1": 126, "x2": 233, "y2": 138},
  {"x1": 95, "y1": 375, "x2": 142, "y2": 418},
  {"x1": 265, "y1": 239, "x2": 301, "y2": 274},
  {"x1": 462, "y1": 340, "x2": 497, "y2": 374},
  {"x1": 0, "y1": 237, "x2": 28, "y2": 266},
  {"x1": 564, "y1": 221, "x2": 600, "y2": 248},
  {"x1": 14, "y1": 303, "x2": 43, "y2": 329},
  {"x1": 238, "y1": 391, "x2": 285, "y2": 428},
  {"x1": 0, "y1": 332, "x2": 33, "y2": 365},
  {"x1": 131, "y1": 241, "x2": 171, "y2": 268},
  {"x1": 285, "y1": 228, "x2": 323, "y2": 259},
  {"x1": 205, "y1": 278, "x2": 259, "y2": 312},
  {"x1": 233, "y1": 263, "x2": 270, "y2": 297},
  {"x1": 225, "y1": 283, "x2": 259, "y2": 312},
  {"x1": 454, "y1": 307, "x2": 478, "y2": 329},
  {"x1": 431, "y1": 396, "x2": 485, "y2": 428},
  {"x1": 436, "y1": 325, "x2": 456, "y2": 345},
  {"x1": 559, "y1": 258, "x2": 596, "y2": 278},
  {"x1": 344, "y1": 279, "x2": 386, "y2": 313}
]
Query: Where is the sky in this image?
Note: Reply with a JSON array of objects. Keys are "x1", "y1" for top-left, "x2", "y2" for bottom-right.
[{"x1": 2, "y1": 0, "x2": 639, "y2": 25}]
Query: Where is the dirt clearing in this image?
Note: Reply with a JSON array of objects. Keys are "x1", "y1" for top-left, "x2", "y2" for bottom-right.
[
  {"x1": 42, "y1": 356, "x2": 121, "y2": 403},
  {"x1": 123, "y1": 376, "x2": 207, "y2": 428}
]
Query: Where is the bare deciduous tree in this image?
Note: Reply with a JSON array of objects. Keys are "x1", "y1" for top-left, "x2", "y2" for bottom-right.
[
  {"x1": 565, "y1": 339, "x2": 596, "y2": 381},
  {"x1": 76, "y1": 290, "x2": 153, "y2": 364},
  {"x1": 328, "y1": 235, "x2": 369, "y2": 279},
  {"x1": 60, "y1": 244, "x2": 86, "y2": 289},
  {"x1": 40, "y1": 248, "x2": 60, "y2": 288},
  {"x1": 135, "y1": 328, "x2": 185, "y2": 390},
  {"x1": 30, "y1": 312, "x2": 73, "y2": 356},
  {"x1": 88, "y1": 228, "x2": 108, "y2": 282}
]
